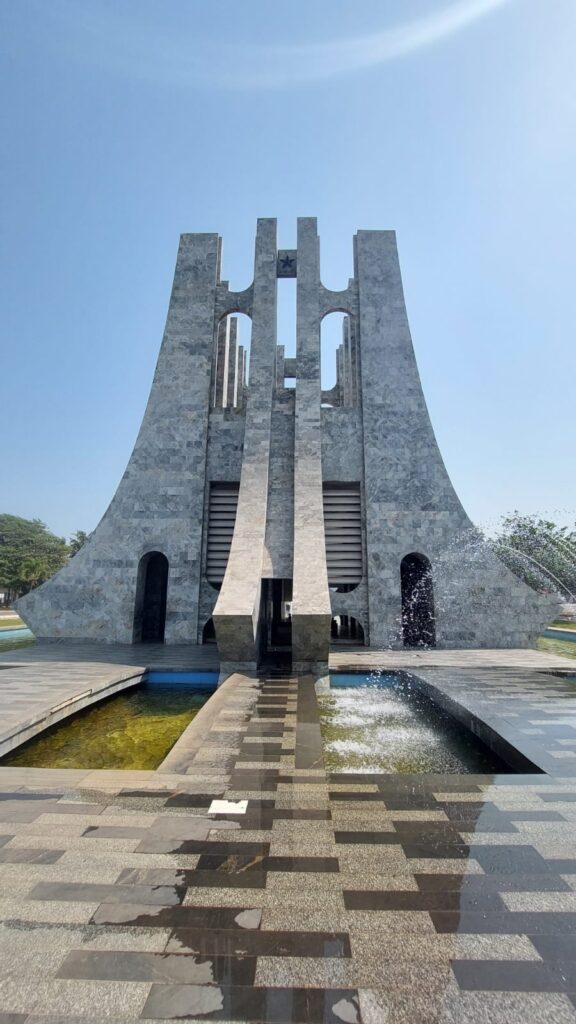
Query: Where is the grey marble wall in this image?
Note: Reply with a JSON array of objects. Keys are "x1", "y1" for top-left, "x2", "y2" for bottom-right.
[
  {"x1": 212, "y1": 219, "x2": 278, "y2": 663},
  {"x1": 262, "y1": 390, "x2": 295, "y2": 580},
  {"x1": 320, "y1": 407, "x2": 369, "y2": 637},
  {"x1": 292, "y1": 219, "x2": 332, "y2": 666},
  {"x1": 353, "y1": 230, "x2": 558, "y2": 647},
  {"x1": 17, "y1": 220, "x2": 558, "y2": 657},
  {"x1": 197, "y1": 407, "x2": 246, "y2": 643}
]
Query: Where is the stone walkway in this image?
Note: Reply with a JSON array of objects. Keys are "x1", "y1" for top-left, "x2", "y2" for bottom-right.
[
  {"x1": 330, "y1": 647, "x2": 576, "y2": 671},
  {"x1": 2, "y1": 646, "x2": 576, "y2": 1021}
]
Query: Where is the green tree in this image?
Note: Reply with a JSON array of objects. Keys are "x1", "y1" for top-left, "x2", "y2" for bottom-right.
[
  {"x1": 69, "y1": 530, "x2": 89, "y2": 556},
  {"x1": 492, "y1": 513, "x2": 576, "y2": 601},
  {"x1": 0, "y1": 514, "x2": 70, "y2": 600}
]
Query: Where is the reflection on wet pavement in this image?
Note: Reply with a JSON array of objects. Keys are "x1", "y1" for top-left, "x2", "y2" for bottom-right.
[{"x1": 3, "y1": 666, "x2": 576, "y2": 1021}]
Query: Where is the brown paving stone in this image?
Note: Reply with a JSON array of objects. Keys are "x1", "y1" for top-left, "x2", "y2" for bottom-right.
[
  {"x1": 532, "y1": 935, "x2": 576, "y2": 961},
  {"x1": 431, "y1": 911, "x2": 576, "y2": 934},
  {"x1": 0, "y1": 848, "x2": 64, "y2": 864},
  {"x1": 28, "y1": 881, "x2": 184, "y2": 906},
  {"x1": 166, "y1": 927, "x2": 351, "y2": 958},
  {"x1": 56, "y1": 948, "x2": 256, "y2": 986},
  {"x1": 343, "y1": 889, "x2": 507, "y2": 912},
  {"x1": 141, "y1": 982, "x2": 361, "y2": 1022},
  {"x1": 452, "y1": 958, "x2": 576, "y2": 992}
]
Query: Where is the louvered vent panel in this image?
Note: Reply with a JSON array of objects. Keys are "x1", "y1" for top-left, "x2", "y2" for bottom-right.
[
  {"x1": 206, "y1": 483, "x2": 239, "y2": 584},
  {"x1": 323, "y1": 484, "x2": 363, "y2": 587}
]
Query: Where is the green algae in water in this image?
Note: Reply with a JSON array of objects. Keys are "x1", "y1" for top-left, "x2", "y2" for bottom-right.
[
  {"x1": 2, "y1": 683, "x2": 213, "y2": 770},
  {"x1": 537, "y1": 636, "x2": 576, "y2": 661},
  {"x1": 320, "y1": 676, "x2": 507, "y2": 774}
]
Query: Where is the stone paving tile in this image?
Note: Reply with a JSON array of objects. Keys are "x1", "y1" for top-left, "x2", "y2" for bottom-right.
[
  {"x1": 0, "y1": 922, "x2": 172, "y2": 953},
  {"x1": 165, "y1": 927, "x2": 351, "y2": 958},
  {"x1": 56, "y1": 949, "x2": 257, "y2": 986},
  {"x1": 0, "y1": 899, "x2": 101, "y2": 925},
  {"x1": 358, "y1": 987, "x2": 576, "y2": 1024},
  {"x1": 29, "y1": 882, "x2": 184, "y2": 906},
  {"x1": 182, "y1": 889, "x2": 269, "y2": 908},
  {"x1": 0, "y1": 948, "x2": 70, "y2": 980},
  {"x1": 0, "y1": 978, "x2": 151, "y2": 1018},
  {"x1": 141, "y1": 983, "x2": 362, "y2": 1022},
  {"x1": 253, "y1": 955, "x2": 357, "y2": 988},
  {"x1": 2, "y1": 659, "x2": 576, "y2": 1021}
]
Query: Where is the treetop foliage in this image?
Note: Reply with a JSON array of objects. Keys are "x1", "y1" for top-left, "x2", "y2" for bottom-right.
[
  {"x1": 492, "y1": 512, "x2": 576, "y2": 601},
  {"x1": 0, "y1": 514, "x2": 88, "y2": 600}
]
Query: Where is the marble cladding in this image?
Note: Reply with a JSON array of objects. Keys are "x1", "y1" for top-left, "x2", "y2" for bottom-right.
[
  {"x1": 212, "y1": 219, "x2": 278, "y2": 662},
  {"x1": 353, "y1": 230, "x2": 558, "y2": 648},
  {"x1": 16, "y1": 219, "x2": 559, "y2": 657},
  {"x1": 262, "y1": 390, "x2": 295, "y2": 580},
  {"x1": 292, "y1": 219, "x2": 332, "y2": 665}
]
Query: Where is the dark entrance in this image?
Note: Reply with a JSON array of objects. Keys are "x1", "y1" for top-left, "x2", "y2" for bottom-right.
[
  {"x1": 202, "y1": 618, "x2": 216, "y2": 644},
  {"x1": 330, "y1": 616, "x2": 365, "y2": 644},
  {"x1": 400, "y1": 553, "x2": 436, "y2": 648},
  {"x1": 133, "y1": 552, "x2": 169, "y2": 643},
  {"x1": 259, "y1": 578, "x2": 292, "y2": 667}
]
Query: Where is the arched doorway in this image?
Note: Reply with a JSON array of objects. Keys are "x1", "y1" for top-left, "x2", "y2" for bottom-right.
[
  {"x1": 133, "y1": 552, "x2": 168, "y2": 643},
  {"x1": 202, "y1": 618, "x2": 216, "y2": 644},
  {"x1": 330, "y1": 615, "x2": 365, "y2": 645},
  {"x1": 401, "y1": 553, "x2": 436, "y2": 648}
]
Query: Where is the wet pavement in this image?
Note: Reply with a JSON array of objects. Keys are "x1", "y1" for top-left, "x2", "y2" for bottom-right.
[{"x1": 2, "y1": 654, "x2": 576, "y2": 1020}]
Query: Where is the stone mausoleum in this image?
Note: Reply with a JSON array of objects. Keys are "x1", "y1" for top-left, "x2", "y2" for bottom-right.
[{"x1": 17, "y1": 218, "x2": 556, "y2": 668}]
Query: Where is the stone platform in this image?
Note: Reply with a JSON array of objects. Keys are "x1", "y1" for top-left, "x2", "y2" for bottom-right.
[{"x1": 2, "y1": 645, "x2": 576, "y2": 1021}]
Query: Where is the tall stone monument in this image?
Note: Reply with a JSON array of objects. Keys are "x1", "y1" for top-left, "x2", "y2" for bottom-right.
[{"x1": 17, "y1": 218, "x2": 557, "y2": 667}]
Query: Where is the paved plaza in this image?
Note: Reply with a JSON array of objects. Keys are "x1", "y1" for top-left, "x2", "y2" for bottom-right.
[{"x1": 1, "y1": 643, "x2": 576, "y2": 1021}]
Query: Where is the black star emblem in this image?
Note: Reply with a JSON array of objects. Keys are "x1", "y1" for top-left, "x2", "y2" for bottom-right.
[{"x1": 280, "y1": 255, "x2": 294, "y2": 270}]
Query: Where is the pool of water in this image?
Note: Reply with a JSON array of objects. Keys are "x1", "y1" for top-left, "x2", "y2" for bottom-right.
[
  {"x1": 0, "y1": 627, "x2": 34, "y2": 651},
  {"x1": 319, "y1": 672, "x2": 509, "y2": 774},
  {"x1": 1, "y1": 676, "x2": 217, "y2": 771},
  {"x1": 538, "y1": 636, "x2": 576, "y2": 661}
]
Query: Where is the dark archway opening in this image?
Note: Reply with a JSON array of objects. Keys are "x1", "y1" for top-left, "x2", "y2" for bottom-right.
[
  {"x1": 330, "y1": 615, "x2": 365, "y2": 645},
  {"x1": 202, "y1": 618, "x2": 216, "y2": 644},
  {"x1": 401, "y1": 553, "x2": 436, "y2": 648},
  {"x1": 258, "y1": 579, "x2": 293, "y2": 668},
  {"x1": 133, "y1": 552, "x2": 168, "y2": 643}
]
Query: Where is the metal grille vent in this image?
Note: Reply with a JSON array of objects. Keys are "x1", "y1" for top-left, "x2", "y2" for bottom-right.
[
  {"x1": 323, "y1": 483, "x2": 363, "y2": 590},
  {"x1": 206, "y1": 483, "x2": 239, "y2": 584}
]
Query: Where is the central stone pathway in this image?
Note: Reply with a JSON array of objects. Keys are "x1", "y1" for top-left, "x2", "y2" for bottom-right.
[{"x1": 3, "y1": 669, "x2": 576, "y2": 1021}]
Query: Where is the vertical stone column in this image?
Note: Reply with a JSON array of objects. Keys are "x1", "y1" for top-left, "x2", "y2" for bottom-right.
[
  {"x1": 292, "y1": 218, "x2": 332, "y2": 667},
  {"x1": 343, "y1": 316, "x2": 358, "y2": 407},
  {"x1": 213, "y1": 318, "x2": 229, "y2": 408},
  {"x1": 275, "y1": 344, "x2": 285, "y2": 390},
  {"x1": 336, "y1": 344, "x2": 344, "y2": 404},
  {"x1": 225, "y1": 318, "x2": 238, "y2": 408},
  {"x1": 236, "y1": 346, "x2": 247, "y2": 409},
  {"x1": 213, "y1": 219, "x2": 278, "y2": 665}
]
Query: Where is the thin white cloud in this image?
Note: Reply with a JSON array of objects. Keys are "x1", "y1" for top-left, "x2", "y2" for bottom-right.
[
  {"x1": 216, "y1": 0, "x2": 516, "y2": 88},
  {"x1": 44, "y1": 0, "x2": 516, "y2": 91}
]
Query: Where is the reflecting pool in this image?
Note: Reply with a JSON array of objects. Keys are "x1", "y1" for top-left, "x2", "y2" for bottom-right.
[
  {"x1": 1, "y1": 677, "x2": 217, "y2": 771},
  {"x1": 0, "y1": 627, "x2": 34, "y2": 652},
  {"x1": 320, "y1": 672, "x2": 509, "y2": 774}
]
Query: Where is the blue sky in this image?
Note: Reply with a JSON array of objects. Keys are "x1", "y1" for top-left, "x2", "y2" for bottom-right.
[{"x1": 1, "y1": 0, "x2": 574, "y2": 540}]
